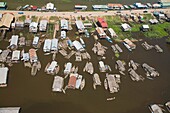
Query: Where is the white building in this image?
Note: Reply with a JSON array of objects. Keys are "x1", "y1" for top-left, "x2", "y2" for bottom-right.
[
  {"x1": 32, "y1": 36, "x2": 39, "y2": 47},
  {"x1": 47, "y1": 61, "x2": 57, "y2": 73},
  {"x1": 29, "y1": 22, "x2": 38, "y2": 32},
  {"x1": 60, "y1": 19, "x2": 68, "y2": 30},
  {"x1": 10, "y1": 35, "x2": 19, "y2": 49},
  {"x1": 72, "y1": 40, "x2": 85, "y2": 51},
  {"x1": 0, "y1": 67, "x2": 9, "y2": 87},
  {"x1": 64, "y1": 62, "x2": 72, "y2": 75},
  {"x1": 46, "y1": 2, "x2": 54, "y2": 10},
  {"x1": 75, "y1": 20, "x2": 85, "y2": 33},
  {"x1": 51, "y1": 38, "x2": 58, "y2": 52},
  {"x1": 39, "y1": 20, "x2": 48, "y2": 31},
  {"x1": 43, "y1": 39, "x2": 52, "y2": 52},
  {"x1": 52, "y1": 76, "x2": 64, "y2": 92},
  {"x1": 121, "y1": 23, "x2": 131, "y2": 31},
  {"x1": 12, "y1": 50, "x2": 20, "y2": 61},
  {"x1": 61, "y1": 30, "x2": 66, "y2": 39},
  {"x1": 92, "y1": 5, "x2": 108, "y2": 10}
]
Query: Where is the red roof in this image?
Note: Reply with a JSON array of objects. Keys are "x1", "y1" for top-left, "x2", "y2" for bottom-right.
[
  {"x1": 68, "y1": 74, "x2": 77, "y2": 88},
  {"x1": 97, "y1": 18, "x2": 108, "y2": 28},
  {"x1": 31, "y1": 6, "x2": 37, "y2": 10}
]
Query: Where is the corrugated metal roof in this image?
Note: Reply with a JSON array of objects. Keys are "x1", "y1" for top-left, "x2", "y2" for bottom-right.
[
  {"x1": 12, "y1": 50, "x2": 20, "y2": 61},
  {"x1": 0, "y1": 67, "x2": 8, "y2": 85},
  {"x1": 10, "y1": 35, "x2": 19, "y2": 46},
  {"x1": 43, "y1": 39, "x2": 52, "y2": 52},
  {"x1": 51, "y1": 39, "x2": 58, "y2": 51},
  {"x1": 97, "y1": 18, "x2": 108, "y2": 28},
  {"x1": 60, "y1": 19, "x2": 68, "y2": 30},
  {"x1": 47, "y1": 61, "x2": 57, "y2": 72},
  {"x1": 72, "y1": 40, "x2": 84, "y2": 51},
  {"x1": 75, "y1": 20, "x2": 85, "y2": 30},
  {"x1": 0, "y1": 13, "x2": 14, "y2": 28}
]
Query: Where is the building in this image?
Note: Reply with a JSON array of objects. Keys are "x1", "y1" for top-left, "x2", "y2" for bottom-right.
[
  {"x1": 123, "y1": 38, "x2": 136, "y2": 50},
  {"x1": 60, "y1": 19, "x2": 68, "y2": 31},
  {"x1": 108, "y1": 28, "x2": 117, "y2": 37},
  {"x1": 149, "y1": 19, "x2": 159, "y2": 24},
  {"x1": 29, "y1": 48, "x2": 38, "y2": 63},
  {"x1": 141, "y1": 25, "x2": 149, "y2": 32},
  {"x1": 47, "y1": 61, "x2": 57, "y2": 73},
  {"x1": 0, "y1": 67, "x2": 9, "y2": 87},
  {"x1": 31, "y1": 5, "x2": 38, "y2": 10},
  {"x1": 0, "y1": 13, "x2": 14, "y2": 30},
  {"x1": 52, "y1": 76, "x2": 64, "y2": 92},
  {"x1": 12, "y1": 50, "x2": 20, "y2": 61},
  {"x1": 61, "y1": 30, "x2": 66, "y2": 39},
  {"x1": 10, "y1": 35, "x2": 19, "y2": 50},
  {"x1": 15, "y1": 21, "x2": 24, "y2": 28},
  {"x1": 51, "y1": 39, "x2": 58, "y2": 52},
  {"x1": 96, "y1": 27, "x2": 107, "y2": 38},
  {"x1": 0, "y1": 2, "x2": 7, "y2": 10},
  {"x1": 75, "y1": 5, "x2": 87, "y2": 10},
  {"x1": 39, "y1": 20, "x2": 48, "y2": 31},
  {"x1": 43, "y1": 39, "x2": 51, "y2": 52},
  {"x1": 121, "y1": 23, "x2": 131, "y2": 31},
  {"x1": 46, "y1": 2, "x2": 54, "y2": 10},
  {"x1": 134, "y1": 3, "x2": 147, "y2": 9},
  {"x1": 0, "y1": 107, "x2": 21, "y2": 113},
  {"x1": 68, "y1": 73, "x2": 78, "y2": 89},
  {"x1": 107, "y1": 3, "x2": 124, "y2": 10},
  {"x1": 75, "y1": 20, "x2": 85, "y2": 33},
  {"x1": 24, "y1": 18, "x2": 32, "y2": 26},
  {"x1": 29, "y1": 22, "x2": 38, "y2": 32},
  {"x1": 159, "y1": 0, "x2": 170, "y2": 7},
  {"x1": 97, "y1": 18, "x2": 108, "y2": 29},
  {"x1": 92, "y1": 5, "x2": 108, "y2": 10},
  {"x1": 64, "y1": 62, "x2": 72, "y2": 75},
  {"x1": 72, "y1": 40, "x2": 85, "y2": 51},
  {"x1": 32, "y1": 36, "x2": 39, "y2": 48}
]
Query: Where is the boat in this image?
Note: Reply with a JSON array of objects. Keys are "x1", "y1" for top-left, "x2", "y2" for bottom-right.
[
  {"x1": 149, "y1": 104, "x2": 163, "y2": 113},
  {"x1": 85, "y1": 29, "x2": 90, "y2": 38},
  {"x1": 107, "y1": 97, "x2": 115, "y2": 101},
  {"x1": 115, "y1": 44, "x2": 123, "y2": 53},
  {"x1": 111, "y1": 45, "x2": 118, "y2": 53},
  {"x1": 55, "y1": 66, "x2": 60, "y2": 74},
  {"x1": 123, "y1": 42, "x2": 132, "y2": 52},
  {"x1": 76, "y1": 75, "x2": 82, "y2": 89},
  {"x1": 31, "y1": 62, "x2": 38, "y2": 76},
  {"x1": 74, "y1": 66, "x2": 78, "y2": 73},
  {"x1": 80, "y1": 79, "x2": 85, "y2": 90},
  {"x1": 44, "y1": 63, "x2": 50, "y2": 72},
  {"x1": 44, "y1": 53, "x2": 51, "y2": 55},
  {"x1": 165, "y1": 101, "x2": 170, "y2": 112},
  {"x1": 80, "y1": 38, "x2": 85, "y2": 47},
  {"x1": 106, "y1": 36, "x2": 113, "y2": 43},
  {"x1": 104, "y1": 78, "x2": 108, "y2": 90}
]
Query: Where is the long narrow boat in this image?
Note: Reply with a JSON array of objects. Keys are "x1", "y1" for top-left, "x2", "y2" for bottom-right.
[
  {"x1": 165, "y1": 101, "x2": 170, "y2": 112},
  {"x1": 149, "y1": 104, "x2": 163, "y2": 113},
  {"x1": 80, "y1": 79, "x2": 85, "y2": 90},
  {"x1": 44, "y1": 63, "x2": 50, "y2": 72},
  {"x1": 104, "y1": 78, "x2": 108, "y2": 90},
  {"x1": 31, "y1": 62, "x2": 38, "y2": 76},
  {"x1": 123, "y1": 42, "x2": 132, "y2": 52}
]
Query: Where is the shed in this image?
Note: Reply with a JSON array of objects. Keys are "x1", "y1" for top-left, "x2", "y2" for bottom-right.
[
  {"x1": 46, "y1": 2, "x2": 54, "y2": 10},
  {"x1": 60, "y1": 19, "x2": 68, "y2": 30},
  {"x1": 39, "y1": 20, "x2": 48, "y2": 31},
  {"x1": 72, "y1": 40, "x2": 84, "y2": 51},
  {"x1": 51, "y1": 39, "x2": 58, "y2": 52},
  {"x1": 47, "y1": 61, "x2": 57, "y2": 72},
  {"x1": 64, "y1": 62, "x2": 72, "y2": 75},
  {"x1": 12, "y1": 50, "x2": 20, "y2": 61},
  {"x1": 29, "y1": 22, "x2": 38, "y2": 32},
  {"x1": 141, "y1": 25, "x2": 149, "y2": 32},
  {"x1": 0, "y1": 13, "x2": 14, "y2": 30},
  {"x1": 121, "y1": 23, "x2": 131, "y2": 31},
  {"x1": 43, "y1": 39, "x2": 51, "y2": 52},
  {"x1": 0, "y1": 107, "x2": 20, "y2": 113},
  {"x1": 0, "y1": 67, "x2": 9, "y2": 87}
]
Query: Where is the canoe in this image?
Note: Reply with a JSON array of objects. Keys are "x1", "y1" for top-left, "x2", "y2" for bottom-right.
[
  {"x1": 104, "y1": 79, "x2": 108, "y2": 90},
  {"x1": 80, "y1": 79, "x2": 85, "y2": 90}
]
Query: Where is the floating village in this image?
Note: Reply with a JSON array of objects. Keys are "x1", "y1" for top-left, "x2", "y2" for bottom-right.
[{"x1": 0, "y1": 0, "x2": 170, "y2": 113}]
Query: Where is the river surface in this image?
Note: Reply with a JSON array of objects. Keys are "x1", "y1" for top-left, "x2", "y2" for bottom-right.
[{"x1": 0, "y1": 26, "x2": 170, "y2": 113}]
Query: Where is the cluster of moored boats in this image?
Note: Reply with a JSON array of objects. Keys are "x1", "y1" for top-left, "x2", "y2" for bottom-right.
[{"x1": 149, "y1": 101, "x2": 170, "y2": 113}]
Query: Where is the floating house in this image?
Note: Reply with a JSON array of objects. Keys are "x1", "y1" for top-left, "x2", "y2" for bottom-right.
[
  {"x1": 0, "y1": 107, "x2": 21, "y2": 113},
  {"x1": 32, "y1": 36, "x2": 39, "y2": 48},
  {"x1": 46, "y1": 2, "x2": 54, "y2": 10},
  {"x1": 76, "y1": 75, "x2": 82, "y2": 89},
  {"x1": 121, "y1": 23, "x2": 131, "y2": 31},
  {"x1": 29, "y1": 48, "x2": 38, "y2": 63},
  {"x1": 47, "y1": 61, "x2": 58, "y2": 74},
  {"x1": 99, "y1": 61, "x2": 106, "y2": 72},
  {"x1": 68, "y1": 73, "x2": 78, "y2": 89},
  {"x1": 60, "y1": 19, "x2": 68, "y2": 31},
  {"x1": 107, "y1": 3, "x2": 124, "y2": 10},
  {"x1": 64, "y1": 62, "x2": 72, "y2": 75},
  {"x1": 92, "y1": 5, "x2": 108, "y2": 10},
  {"x1": 0, "y1": 2, "x2": 7, "y2": 10},
  {"x1": 97, "y1": 18, "x2": 108, "y2": 29},
  {"x1": 60, "y1": 30, "x2": 66, "y2": 39},
  {"x1": 43, "y1": 39, "x2": 52, "y2": 52},
  {"x1": 22, "y1": 53, "x2": 29, "y2": 61},
  {"x1": 29, "y1": 22, "x2": 38, "y2": 33},
  {"x1": 0, "y1": 13, "x2": 14, "y2": 30},
  {"x1": 75, "y1": 20, "x2": 85, "y2": 33},
  {"x1": 51, "y1": 39, "x2": 58, "y2": 52},
  {"x1": 108, "y1": 28, "x2": 117, "y2": 37},
  {"x1": 141, "y1": 25, "x2": 149, "y2": 32},
  {"x1": 106, "y1": 74, "x2": 119, "y2": 93},
  {"x1": 52, "y1": 76, "x2": 64, "y2": 92},
  {"x1": 72, "y1": 40, "x2": 85, "y2": 51},
  {"x1": 39, "y1": 20, "x2": 48, "y2": 31},
  {"x1": 0, "y1": 67, "x2": 9, "y2": 87},
  {"x1": 12, "y1": 50, "x2": 20, "y2": 61},
  {"x1": 75, "y1": 5, "x2": 87, "y2": 10},
  {"x1": 96, "y1": 27, "x2": 107, "y2": 38},
  {"x1": 10, "y1": 35, "x2": 19, "y2": 50},
  {"x1": 24, "y1": 18, "x2": 32, "y2": 26},
  {"x1": 15, "y1": 21, "x2": 24, "y2": 28},
  {"x1": 123, "y1": 38, "x2": 136, "y2": 50}
]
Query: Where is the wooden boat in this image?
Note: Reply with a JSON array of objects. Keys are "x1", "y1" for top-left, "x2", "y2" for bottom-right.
[
  {"x1": 44, "y1": 53, "x2": 51, "y2": 55},
  {"x1": 149, "y1": 104, "x2": 163, "y2": 113},
  {"x1": 165, "y1": 101, "x2": 170, "y2": 112},
  {"x1": 80, "y1": 37, "x2": 85, "y2": 47},
  {"x1": 31, "y1": 62, "x2": 38, "y2": 76},
  {"x1": 80, "y1": 79, "x2": 85, "y2": 90},
  {"x1": 74, "y1": 66, "x2": 78, "y2": 73},
  {"x1": 107, "y1": 97, "x2": 115, "y2": 101},
  {"x1": 104, "y1": 79, "x2": 108, "y2": 90}
]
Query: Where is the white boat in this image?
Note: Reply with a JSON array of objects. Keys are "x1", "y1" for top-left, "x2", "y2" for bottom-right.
[
  {"x1": 76, "y1": 75, "x2": 82, "y2": 89},
  {"x1": 44, "y1": 53, "x2": 51, "y2": 55},
  {"x1": 165, "y1": 101, "x2": 170, "y2": 112},
  {"x1": 107, "y1": 97, "x2": 115, "y2": 101},
  {"x1": 149, "y1": 104, "x2": 163, "y2": 113},
  {"x1": 80, "y1": 37, "x2": 85, "y2": 47},
  {"x1": 80, "y1": 78, "x2": 85, "y2": 90},
  {"x1": 104, "y1": 79, "x2": 108, "y2": 90},
  {"x1": 123, "y1": 42, "x2": 132, "y2": 52}
]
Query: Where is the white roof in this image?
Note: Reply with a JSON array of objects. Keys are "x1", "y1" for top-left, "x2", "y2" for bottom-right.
[
  {"x1": 142, "y1": 25, "x2": 149, "y2": 29},
  {"x1": 46, "y1": 2, "x2": 54, "y2": 10},
  {"x1": 0, "y1": 107, "x2": 20, "y2": 113},
  {"x1": 64, "y1": 62, "x2": 72, "y2": 74},
  {"x1": 29, "y1": 22, "x2": 38, "y2": 27},
  {"x1": 159, "y1": 13, "x2": 165, "y2": 17},
  {"x1": 32, "y1": 36, "x2": 39, "y2": 45},
  {"x1": 99, "y1": 61, "x2": 105, "y2": 68},
  {"x1": 22, "y1": 53, "x2": 29, "y2": 61},
  {"x1": 43, "y1": 39, "x2": 52, "y2": 52},
  {"x1": 51, "y1": 39, "x2": 58, "y2": 51},
  {"x1": 60, "y1": 19, "x2": 68, "y2": 30},
  {"x1": 52, "y1": 76, "x2": 64, "y2": 92},
  {"x1": 47, "y1": 61, "x2": 57, "y2": 72},
  {"x1": 72, "y1": 40, "x2": 84, "y2": 51},
  {"x1": 108, "y1": 28, "x2": 116, "y2": 36},
  {"x1": 10, "y1": 35, "x2": 18, "y2": 46},
  {"x1": 61, "y1": 30, "x2": 66, "y2": 38},
  {"x1": 121, "y1": 23, "x2": 131, "y2": 30},
  {"x1": 96, "y1": 27, "x2": 106, "y2": 36},
  {"x1": 0, "y1": 67, "x2": 9, "y2": 85},
  {"x1": 39, "y1": 20, "x2": 48, "y2": 31},
  {"x1": 75, "y1": 5, "x2": 87, "y2": 9},
  {"x1": 75, "y1": 20, "x2": 85, "y2": 30},
  {"x1": 75, "y1": 75, "x2": 82, "y2": 89},
  {"x1": 92, "y1": 5, "x2": 108, "y2": 9},
  {"x1": 12, "y1": 50, "x2": 20, "y2": 61}
]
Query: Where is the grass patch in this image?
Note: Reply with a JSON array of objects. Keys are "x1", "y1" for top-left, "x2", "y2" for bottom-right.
[
  {"x1": 49, "y1": 16, "x2": 59, "y2": 23},
  {"x1": 47, "y1": 24, "x2": 54, "y2": 39},
  {"x1": 31, "y1": 16, "x2": 38, "y2": 22},
  {"x1": 62, "y1": 0, "x2": 71, "y2": 3},
  {"x1": 142, "y1": 13, "x2": 155, "y2": 22},
  {"x1": 129, "y1": 22, "x2": 140, "y2": 32},
  {"x1": 18, "y1": 15, "x2": 26, "y2": 22}
]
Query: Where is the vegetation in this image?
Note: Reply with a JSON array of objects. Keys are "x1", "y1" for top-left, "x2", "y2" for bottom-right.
[
  {"x1": 18, "y1": 15, "x2": 26, "y2": 22},
  {"x1": 49, "y1": 16, "x2": 59, "y2": 23},
  {"x1": 47, "y1": 24, "x2": 54, "y2": 39},
  {"x1": 31, "y1": 16, "x2": 38, "y2": 22},
  {"x1": 166, "y1": 37, "x2": 170, "y2": 43}
]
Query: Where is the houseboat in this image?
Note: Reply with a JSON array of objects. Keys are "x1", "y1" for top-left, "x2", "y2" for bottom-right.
[
  {"x1": 68, "y1": 73, "x2": 78, "y2": 89},
  {"x1": 97, "y1": 17, "x2": 108, "y2": 29},
  {"x1": 39, "y1": 19, "x2": 48, "y2": 31},
  {"x1": 46, "y1": 61, "x2": 58, "y2": 75},
  {"x1": 64, "y1": 62, "x2": 72, "y2": 75},
  {"x1": 29, "y1": 48, "x2": 38, "y2": 63},
  {"x1": 61, "y1": 30, "x2": 66, "y2": 39},
  {"x1": 0, "y1": 67, "x2": 9, "y2": 87},
  {"x1": 75, "y1": 75, "x2": 82, "y2": 89},
  {"x1": 43, "y1": 39, "x2": 51, "y2": 52},
  {"x1": 149, "y1": 104, "x2": 163, "y2": 113},
  {"x1": 60, "y1": 19, "x2": 68, "y2": 31},
  {"x1": 32, "y1": 36, "x2": 39, "y2": 48},
  {"x1": 75, "y1": 20, "x2": 85, "y2": 33},
  {"x1": 96, "y1": 27, "x2": 107, "y2": 39},
  {"x1": 123, "y1": 38, "x2": 136, "y2": 50},
  {"x1": 52, "y1": 76, "x2": 64, "y2": 92},
  {"x1": 29, "y1": 22, "x2": 38, "y2": 33},
  {"x1": 51, "y1": 39, "x2": 58, "y2": 52},
  {"x1": 93, "y1": 73, "x2": 101, "y2": 89},
  {"x1": 9, "y1": 35, "x2": 19, "y2": 50},
  {"x1": 72, "y1": 40, "x2": 85, "y2": 52},
  {"x1": 11, "y1": 50, "x2": 20, "y2": 62}
]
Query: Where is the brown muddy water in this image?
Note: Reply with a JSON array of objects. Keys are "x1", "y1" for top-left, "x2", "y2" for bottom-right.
[{"x1": 0, "y1": 27, "x2": 170, "y2": 113}]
